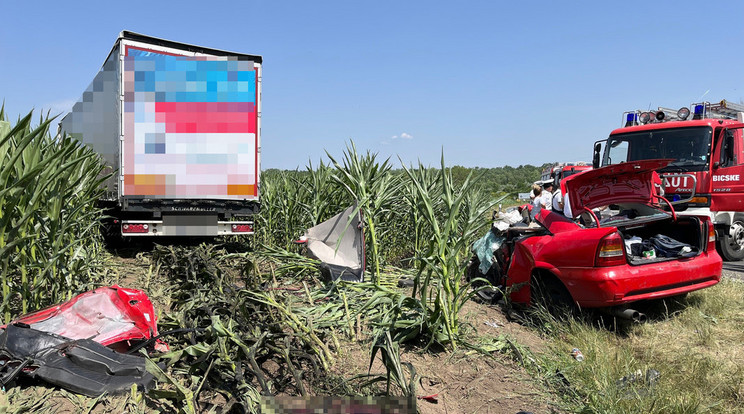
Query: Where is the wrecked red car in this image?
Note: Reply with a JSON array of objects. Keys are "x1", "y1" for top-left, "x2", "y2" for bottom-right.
[{"x1": 469, "y1": 160, "x2": 722, "y2": 321}]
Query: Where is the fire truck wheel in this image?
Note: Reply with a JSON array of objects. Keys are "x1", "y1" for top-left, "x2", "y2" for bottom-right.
[{"x1": 718, "y1": 219, "x2": 744, "y2": 261}]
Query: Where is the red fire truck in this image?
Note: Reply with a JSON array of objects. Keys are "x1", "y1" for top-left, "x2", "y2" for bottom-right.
[
  {"x1": 592, "y1": 99, "x2": 744, "y2": 260},
  {"x1": 541, "y1": 161, "x2": 592, "y2": 189}
]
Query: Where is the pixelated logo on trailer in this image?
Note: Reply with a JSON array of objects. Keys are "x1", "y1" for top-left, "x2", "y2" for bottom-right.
[{"x1": 122, "y1": 46, "x2": 257, "y2": 199}]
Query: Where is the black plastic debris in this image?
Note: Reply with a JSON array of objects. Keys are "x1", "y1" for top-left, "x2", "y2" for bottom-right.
[
  {"x1": 0, "y1": 323, "x2": 155, "y2": 397},
  {"x1": 650, "y1": 235, "x2": 696, "y2": 258}
]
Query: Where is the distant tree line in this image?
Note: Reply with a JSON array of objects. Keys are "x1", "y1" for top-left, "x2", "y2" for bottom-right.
[
  {"x1": 448, "y1": 164, "x2": 553, "y2": 198},
  {"x1": 263, "y1": 162, "x2": 553, "y2": 201}
]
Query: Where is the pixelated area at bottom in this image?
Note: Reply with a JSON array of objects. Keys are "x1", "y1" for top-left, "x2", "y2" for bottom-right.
[{"x1": 260, "y1": 396, "x2": 415, "y2": 414}]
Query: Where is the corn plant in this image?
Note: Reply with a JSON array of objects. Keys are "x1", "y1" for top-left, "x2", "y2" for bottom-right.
[
  {"x1": 326, "y1": 141, "x2": 402, "y2": 285},
  {"x1": 257, "y1": 244, "x2": 321, "y2": 279},
  {"x1": 0, "y1": 110, "x2": 107, "y2": 321},
  {"x1": 400, "y1": 154, "x2": 497, "y2": 350},
  {"x1": 256, "y1": 161, "x2": 352, "y2": 250},
  {"x1": 395, "y1": 165, "x2": 440, "y2": 265},
  {"x1": 149, "y1": 245, "x2": 338, "y2": 412},
  {"x1": 255, "y1": 169, "x2": 308, "y2": 249},
  {"x1": 297, "y1": 159, "x2": 350, "y2": 227},
  {"x1": 364, "y1": 330, "x2": 417, "y2": 401}
]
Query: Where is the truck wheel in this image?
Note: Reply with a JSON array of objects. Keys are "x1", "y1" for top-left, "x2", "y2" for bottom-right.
[
  {"x1": 466, "y1": 256, "x2": 504, "y2": 304},
  {"x1": 718, "y1": 220, "x2": 744, "y2": 261}
]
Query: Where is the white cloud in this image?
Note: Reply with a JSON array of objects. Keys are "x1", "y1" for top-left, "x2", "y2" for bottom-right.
[{"x1": 390, "y1": 132, "x2": 413, "y2": 141}]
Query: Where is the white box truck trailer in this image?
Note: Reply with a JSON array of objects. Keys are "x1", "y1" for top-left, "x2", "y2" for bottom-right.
[{"x1": 60, "y1": 31, "x2": 261, "y2": 237}]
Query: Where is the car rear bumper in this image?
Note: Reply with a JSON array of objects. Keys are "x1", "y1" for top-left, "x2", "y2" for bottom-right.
[{"x1": 557, "y1": 252, "x2": 722, "y2": 307}]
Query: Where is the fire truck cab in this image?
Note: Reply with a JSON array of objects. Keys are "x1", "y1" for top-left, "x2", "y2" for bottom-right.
[
  {"x1": 541, "y1": 162, "x2": 593, "y2": 187},
  {"x1": 593, "y1": 100, "x2": 744, "y2": 260}
]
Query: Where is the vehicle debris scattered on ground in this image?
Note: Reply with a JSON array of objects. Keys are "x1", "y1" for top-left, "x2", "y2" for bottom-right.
[
  {"x1": 0, "y1": 286, "x2": 165, "y2": 396},
  {"x1": 297, "y1": 204, "x2": 366, "y2": 282}
]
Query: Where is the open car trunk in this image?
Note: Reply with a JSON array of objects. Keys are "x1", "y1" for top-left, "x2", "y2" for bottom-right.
[{"x1": 616, "y1": 216, "x2": 703, "y2": 265}]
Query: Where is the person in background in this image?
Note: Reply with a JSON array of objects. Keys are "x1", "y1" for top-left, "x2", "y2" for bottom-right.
[
  {"x1": 531, "y1": 184, "x2": 543, "y2": 219},
  {"x1": 540, "y1": 181, "x2": 554, "y2": 212},
  {"x1": 530, "y1": 183, "x2": 541, "y2": 201},
  {"x1": 552, "y1": 184, "x2": 565, "y2": 216},
  {"x1": 563, "y1": 189, "x2": 572, "y2": 217}
]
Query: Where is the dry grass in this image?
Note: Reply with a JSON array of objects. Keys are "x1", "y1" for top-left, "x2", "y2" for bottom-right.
[{"x1": 533, "y1": 278, "x2": 744, "y2": 413}]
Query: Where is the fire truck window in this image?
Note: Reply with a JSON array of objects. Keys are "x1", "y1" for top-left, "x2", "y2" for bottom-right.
[
  {"x1": 719, "y1": 129, "x2": 739, "y2": 167},
  {"x1": 607, "y1": 140, "x2": 629, "y2": 164},
  {"x1": 609, "y1": 126, "x2": 711, "y2": 171}
]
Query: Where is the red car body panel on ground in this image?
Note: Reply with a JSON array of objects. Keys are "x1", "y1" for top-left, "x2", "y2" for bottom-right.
[{"x1": 4, "y1": 286, "x2": 167, "y2": 352}]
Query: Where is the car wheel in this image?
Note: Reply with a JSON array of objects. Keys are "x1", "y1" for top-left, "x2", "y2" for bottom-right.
[
  {"x1": 466, "y1": 256, "x2": 504, "y2": 304},
  {"x1": 718, "y1": 219, "x2": 744, "y2": 261},
  {"x1": 531, "y1": 275, "x2": 575, "y2": 316}
]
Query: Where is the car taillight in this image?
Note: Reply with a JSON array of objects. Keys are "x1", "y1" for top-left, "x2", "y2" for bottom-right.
[
  {"x1": 708, "y1": 222, "x2": 716, "y2": 244},
  {"x1": 122, "y1": 223, "x2": 149, "y2": 234},
  {"x1": 595, "y1": 232, "x2": 626, "y2": 267},
  {"x1": 231, "y1": 223, "x2": 253, "y2": 233}
]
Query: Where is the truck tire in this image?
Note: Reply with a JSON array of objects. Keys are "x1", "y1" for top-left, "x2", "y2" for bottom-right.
[
  {"x1": 466, "y1": 256, "x2": 504, "y2": 304},
  {"x1": 718, "y1": 219, "x2": 744, "y2": 261}
]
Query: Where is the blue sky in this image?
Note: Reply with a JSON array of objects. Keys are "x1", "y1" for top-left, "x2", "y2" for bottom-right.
[{"x1": 2, "y1": 1, "x2": 743, "y2": 170}]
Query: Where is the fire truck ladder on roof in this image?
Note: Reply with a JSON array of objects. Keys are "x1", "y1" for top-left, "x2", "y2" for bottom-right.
[
  {"x1": 692, "y1": 100, "x2": 744, "y2": 120},
  {"x1": 623, "y1": 100, "x2": 744, "y2": 126}
]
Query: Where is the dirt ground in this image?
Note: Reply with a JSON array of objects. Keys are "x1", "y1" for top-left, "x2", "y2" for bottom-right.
[
  {"x1": 332, "y1": 299, "x2": 560, "y2": 414},
  {"x1": 418, "y1": 303, "x2": 555, "y2": 414},
  {"x1": 6, "y1": 253, "x2": 561, "y2": 414},
  {"x1": 110, "y1": 251, "x2": 561, "y2": 413}
]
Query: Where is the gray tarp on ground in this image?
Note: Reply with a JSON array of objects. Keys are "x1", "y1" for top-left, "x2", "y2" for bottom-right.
[{"x1": 303, "y1": 204, "x2": 365, "y2": 282}]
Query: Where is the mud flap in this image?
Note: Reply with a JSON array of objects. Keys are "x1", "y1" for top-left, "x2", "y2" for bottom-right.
[{"x1": 0, "y1": 324, "x2": 155, "y2": 396}]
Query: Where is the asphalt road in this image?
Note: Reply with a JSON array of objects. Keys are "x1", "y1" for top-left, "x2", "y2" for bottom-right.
[{"x1": 722, "y1": 261, "x2": 744, "y2": 281}]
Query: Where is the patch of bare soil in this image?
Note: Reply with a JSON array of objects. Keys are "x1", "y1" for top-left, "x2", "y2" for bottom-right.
[
  {"x1": 332, "y1": 300, "x2": 560, "y2": 414},
  {"x1": 459, "y1": 299, "x2": 547, "y2": 354},
  {"x1": 413, "y1": 303, "x2": 558, "y2": 414},
  {"x1": 105, "y1": 252, "x2": 172, "y2": 313},
  {"x1": 110, "y1": 255, "x2": 150, "y2": 288}
]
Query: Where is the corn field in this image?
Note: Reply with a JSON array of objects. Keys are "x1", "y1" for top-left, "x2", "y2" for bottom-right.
[
  {"x1": 252, "y1": 142, "x2": 515, "y2": 348},
  {"x1": 8, "y1": 107, "x2": 739, "y2": 414},
  {"x1": 0, "y1": 109, "x2": 108, "y2": 322},
  {"x1": 257, "y1": 142, "x2": 505, "y2": 281},
  {"x1": 0, "y1": 110, "x2": 527, "y2": 412}
]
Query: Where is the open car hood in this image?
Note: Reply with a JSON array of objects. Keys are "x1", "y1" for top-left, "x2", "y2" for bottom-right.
[{"x1": 564, "y1": 159, "x2": 671, "y2": 217}]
